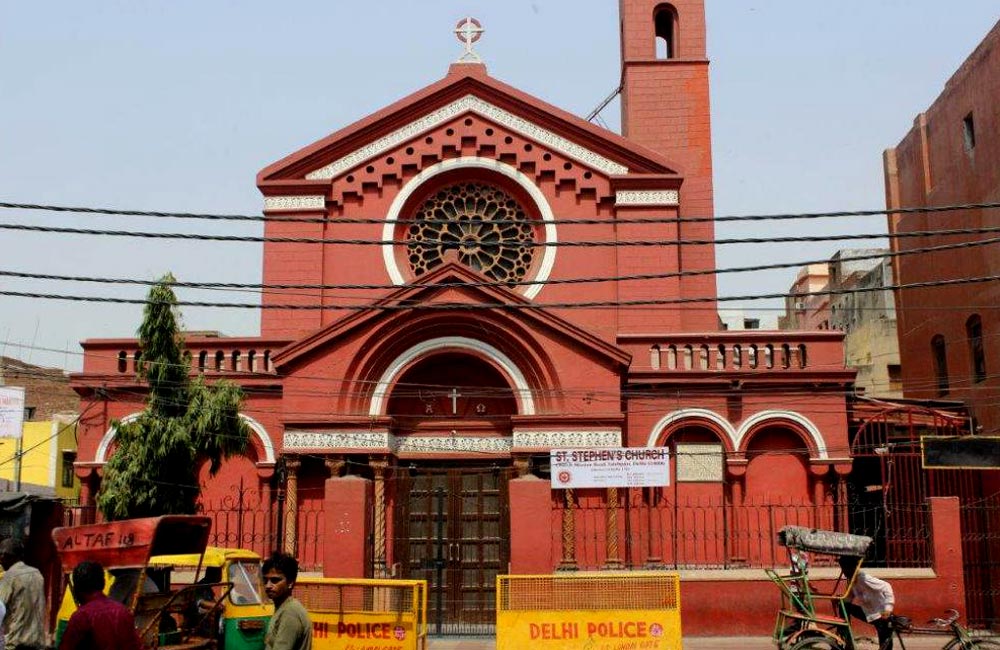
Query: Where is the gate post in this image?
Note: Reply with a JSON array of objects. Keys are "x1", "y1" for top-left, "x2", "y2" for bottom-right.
[
  {"x1": 323, "y1": 474, "x2": 373, "y2": 578},
  {"x1": 509, "y1": 475, "x2": 553, "y2": 573},
  {"x1": 929, "y1": 496, "x2": 966, "y2": 615}
]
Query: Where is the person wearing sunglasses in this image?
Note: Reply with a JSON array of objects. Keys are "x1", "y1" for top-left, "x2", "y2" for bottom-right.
[{"x1": 262, "y1": 552, "x2": 312, "y2": 650}]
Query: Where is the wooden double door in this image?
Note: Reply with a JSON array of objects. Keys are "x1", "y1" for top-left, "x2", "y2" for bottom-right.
[{"x1": 393, "y1": 465, "x2": 510, "y2": 634}]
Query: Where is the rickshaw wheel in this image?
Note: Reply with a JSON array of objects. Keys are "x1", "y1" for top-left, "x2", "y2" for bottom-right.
[
  {"x1": 788, "y1": 635, "x2": 845, "y2": 650},
  {"x1": 945, "y1": 640, "x2": 1000, "y2": 650}
]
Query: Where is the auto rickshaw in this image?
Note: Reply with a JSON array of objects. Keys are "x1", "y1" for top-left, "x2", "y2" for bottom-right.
[
  {"x1": 149, "y1": 547, "x2": 272, "y2": 650},
  {"x1": 52, "y1": 515, "x2": 233, "y2": 650},
  {"x1": 766, "y1": 525, "x2": 874, "y2": 650}
]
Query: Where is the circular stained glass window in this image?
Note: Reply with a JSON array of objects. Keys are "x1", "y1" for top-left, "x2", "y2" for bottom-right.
[{"x1": 406, "y1": 182, "x2": 536, "y2": 284}]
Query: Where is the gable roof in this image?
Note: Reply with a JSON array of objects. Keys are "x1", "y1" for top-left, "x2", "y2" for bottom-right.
[
  {"x1": 258, "y1": 63, "x2": 680, "y2": 185},
  {"x1": 271, "y1": 260, "x2": 632, "y2": 371}
]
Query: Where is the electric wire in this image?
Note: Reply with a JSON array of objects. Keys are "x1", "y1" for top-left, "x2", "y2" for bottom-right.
[
  {"x1": 5, "y1": 221, "x2": 1000, "y2": 247},
  {"x1": 2, "y1": 199, "x2": 998, "y2": 226},
  {"x1": 2, "y1": 273, "x2": 998, "y2": 310},
  {"x1": 2, "y1": 234, "x2": 997, "y2": 293}
]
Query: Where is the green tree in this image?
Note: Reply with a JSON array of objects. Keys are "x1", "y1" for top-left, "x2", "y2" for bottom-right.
[{"x1": 97, "y1": 273, "x2": 251, "y2": 520}]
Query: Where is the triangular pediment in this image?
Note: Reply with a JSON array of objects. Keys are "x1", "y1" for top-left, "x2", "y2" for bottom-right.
[
  {"x1": 271, "y1": 261, "x2": 631, "y2": 371},
  {"x1": 258, "y1": 65, "x2": 680, "y2": 190}
]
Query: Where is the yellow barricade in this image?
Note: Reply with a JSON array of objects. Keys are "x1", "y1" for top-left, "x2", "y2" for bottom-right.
[
  {"x1": 497, "y1": 572, "x2": 682, "y2": 650},
  {"x1": 296, "y1": 577, "x2": 427, "y2": 650}
]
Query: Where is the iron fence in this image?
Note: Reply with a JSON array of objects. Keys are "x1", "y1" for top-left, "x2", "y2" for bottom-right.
[{"x1": 554, "y1": 494, "x2": 934, "y2": 571}]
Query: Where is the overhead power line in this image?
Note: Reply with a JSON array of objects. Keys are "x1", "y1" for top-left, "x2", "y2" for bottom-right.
[
  {"x1": 1, "y1": 234, "x2": 997, "y2": 292},
  {"x1": 2, "y1": 273, "x2": 997, "y2": 310},
  {"x1": 2, "y1": 199, "x2": 998, "y2": 226},
  {"x1": 4, "y1": 222, "x2": 1000, "y2": 247}
]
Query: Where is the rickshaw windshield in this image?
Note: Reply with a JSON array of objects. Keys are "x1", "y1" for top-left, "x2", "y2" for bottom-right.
[{"x1": 228, "y1": 560, "x2": 264, "y2": 605}]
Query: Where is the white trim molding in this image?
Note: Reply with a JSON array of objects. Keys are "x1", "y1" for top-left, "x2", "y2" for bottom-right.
[
  {"x1": 513, "y1": 429, "x2": 622, "y2": 450},
  {"x1": 396, "y1": 436, "x2": 512, "y2": 454},
  {"x1": 95, "y1": 412, "x2": 142, "y2": 463},
  {"x1": 368, "y1": 336, "x2": 536, "y2": 416},
  {"x1": 263, "y1": 195, "x2": 326, "y2": 211},
  {"x1": 281, "y1": 430, "x2": 511, "y2": 455},
  {"x1": 284, "y1": 431, "x2": 392, "y2": 451},
  {"x1": 381, "y1": 157, "x2": 557, "y2": 300},
  {"x1": 646, "y1": 408, "x2": 738, "y2": 450},
  {"x1": 306, "y1": 95, "x2": 629, "y2": 180},
  {"x1": 615, "y1": 189, "x2": 679, "y2": 206},
  {"x1": 735, "y1": 410, "x2": 828, "y2": 459},
  {"x1": 96, "y1": 412, "x2": 276, "y2": 464}
]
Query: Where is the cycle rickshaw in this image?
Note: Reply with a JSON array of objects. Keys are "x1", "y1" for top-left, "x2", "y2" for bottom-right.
[{"x1": 767, "y1": 525, "x2": 997, "y2": 650}]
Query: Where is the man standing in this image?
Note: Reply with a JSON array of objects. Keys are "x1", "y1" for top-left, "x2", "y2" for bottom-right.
[
  {"x1": 59, "y1": 560, "x2": 141, "y2": 650},
  {"x1": 262, "y1": 552, "x2": 312, "y2": 650},
  {"x1": 0, "y1": 539, "x2": 45, "y2": 650}
]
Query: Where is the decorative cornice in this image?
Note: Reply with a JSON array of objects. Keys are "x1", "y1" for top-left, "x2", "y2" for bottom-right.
[
  {"x1": 615, "y1": 189, "x2": 679, "y2": 206},
  {"x1": 513, "y1": 429, "x2": 622, "y2": 449},
  {"x1": 396, "y1": 436, "x2": 512, "y2": 454},
  {"x1": 306, "y1": 95, "x2": 629, "y2": 180},
  {"x1": 283, "y1": 431, "x2": 392, "y2": 451},
  {"x1": 282, "y1": 430, "x2": 511, "y2": 454},
  {"x1": 263, "y1": 195, "x2": 326, "y2": 211}
]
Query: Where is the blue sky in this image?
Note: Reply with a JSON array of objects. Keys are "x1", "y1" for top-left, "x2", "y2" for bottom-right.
[{"x1": 1, "y1": 1, "x2": 998, "y2": 370}]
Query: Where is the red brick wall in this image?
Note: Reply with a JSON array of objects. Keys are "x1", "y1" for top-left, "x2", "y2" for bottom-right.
[
  {"x1": 885, "y1": 20, "x2": 1000, "y2": 434},
  {"x1": 0, "y1": 355, "x2": 77, "y2": 420},
  {"x1": 619, "y1": 0, "x2": 718, "y2": 331}
]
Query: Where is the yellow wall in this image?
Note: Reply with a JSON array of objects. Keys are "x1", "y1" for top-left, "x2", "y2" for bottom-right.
[{"x1": 0, "y1": 417, "x2": 79, "y2": 498}]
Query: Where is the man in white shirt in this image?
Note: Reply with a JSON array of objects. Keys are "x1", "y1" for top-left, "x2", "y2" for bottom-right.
[{"x1": 839, "y1": 556, "x2": 895, "y2": 650}]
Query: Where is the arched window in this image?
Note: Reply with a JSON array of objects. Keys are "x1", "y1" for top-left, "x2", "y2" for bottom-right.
[
  {"x1": 654, "y1": 4, "x2": 677, "y2": 59},
  {"x1": 215, "y1": 351, "x2": 225, "y2": 372},
  {"x1": 650, "y1": 345, "x2": 662, "y2": 370},
  {"x1": 247, "y1": 350, "x2": 257, "y2": 373},
  {"x1": 966, "y1": 314, "x2": 986, "y2": 383},
  {"x1": 932, "y1": 335, "x2": 949, "y2": 396},
  {"x1": 197, "y1": 351, "x2": 207, "y2": 372},
  {"x1": 117, "y1": 351, "x2": 127, "y2": 373}
]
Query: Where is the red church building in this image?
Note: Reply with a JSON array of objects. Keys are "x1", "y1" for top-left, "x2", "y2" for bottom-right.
[{"x1": 69, "y1": 1, "x2": 979, "y2": 635}]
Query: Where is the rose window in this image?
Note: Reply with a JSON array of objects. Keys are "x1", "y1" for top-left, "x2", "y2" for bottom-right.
[{"x1": 406, "y1": 182, "x2": 536, "y2": 284}]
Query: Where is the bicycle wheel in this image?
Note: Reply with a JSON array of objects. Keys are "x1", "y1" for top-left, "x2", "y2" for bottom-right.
[
  {"x1": 952, "y1": 640, "x2": 1000, "y2": 650},
  {"x1": 790, "y1": 635, "x2": 845, "y2": 650}
]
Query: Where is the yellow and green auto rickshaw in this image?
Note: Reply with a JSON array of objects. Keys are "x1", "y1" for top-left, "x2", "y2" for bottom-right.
[{"x1": 149, "y1": 546, "x2": 272, "y2": 650}]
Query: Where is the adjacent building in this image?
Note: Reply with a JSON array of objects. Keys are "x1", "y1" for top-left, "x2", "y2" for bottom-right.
[
  {"x1": 779, "y1": 251, "x2": 902, "y2": 398},
  {"x1": 884, "y1": 19, "x2": 1000, "y2": 435},
  {"x1": 0, "y1": 356, "x2": 80, "y2": 497}
]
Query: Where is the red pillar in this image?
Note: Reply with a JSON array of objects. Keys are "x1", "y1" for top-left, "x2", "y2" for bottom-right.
[
  {"x1": 509, "y1": 477, "x2": 553, "y2": 574},
  {"x1": 929, "y1": 496, "x2": 965, "y2": 614},
  {"x1": 323, "y1": 476, "x2": 373, "y2": 578}
]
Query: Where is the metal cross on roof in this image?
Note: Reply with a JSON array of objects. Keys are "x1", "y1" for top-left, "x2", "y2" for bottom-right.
[{"x1": 454, "y1": 17, "x2": 484, "y2": 63}]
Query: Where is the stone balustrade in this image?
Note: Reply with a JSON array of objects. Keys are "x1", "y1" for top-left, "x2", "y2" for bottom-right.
[{"x1": 618, "y1": 332, "x2": 846, "y2": 373}]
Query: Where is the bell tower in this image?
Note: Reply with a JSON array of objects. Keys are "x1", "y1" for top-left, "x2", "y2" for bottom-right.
[{"x1": 619, "y1": 0, "x2": 717, "y2": 329}]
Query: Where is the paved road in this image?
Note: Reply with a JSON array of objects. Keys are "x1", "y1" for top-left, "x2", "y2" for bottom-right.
[{"x1": 427, "y1": 635, "x2": 959, "y2": 650}]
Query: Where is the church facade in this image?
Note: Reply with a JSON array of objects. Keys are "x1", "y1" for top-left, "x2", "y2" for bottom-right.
[{"x1": 71, "y1": 0, "x2": 874, "y2": 633}]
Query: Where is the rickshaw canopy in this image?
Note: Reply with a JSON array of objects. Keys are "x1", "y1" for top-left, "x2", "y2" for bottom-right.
[
  {"x1": 777, "y1": 525, "x2": 872, "y2": 557},
  {"x1": 51, "y1": 515, "x2": 213, "y2": 573}
]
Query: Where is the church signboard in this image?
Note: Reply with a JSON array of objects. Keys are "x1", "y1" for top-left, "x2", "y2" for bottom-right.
[{"x1": 550, "y1": 448, "x2": 670, "y2": 489}]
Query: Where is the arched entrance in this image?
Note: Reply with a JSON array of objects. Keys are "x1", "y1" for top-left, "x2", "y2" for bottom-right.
[{"x1": 386, "y1": 352, "x2": 516, "y2": 634}]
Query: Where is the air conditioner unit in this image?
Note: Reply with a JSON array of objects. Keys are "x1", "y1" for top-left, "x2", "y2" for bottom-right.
[{"x1": 794, "y1": 301, "x2": 806, "y2": 311}]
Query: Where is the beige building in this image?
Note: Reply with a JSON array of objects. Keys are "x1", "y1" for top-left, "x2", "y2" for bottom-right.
[{"x1": 780, "y1": 251, "x2": 902, "y2": 398}]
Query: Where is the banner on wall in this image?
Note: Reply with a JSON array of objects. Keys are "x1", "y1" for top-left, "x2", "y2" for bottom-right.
[
  {"x1": 549, "y1": 448, "x2": 669, "y2": 489},
  {"x1": 0, "y1": 387, "x2": 25, "y2": 440}
]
